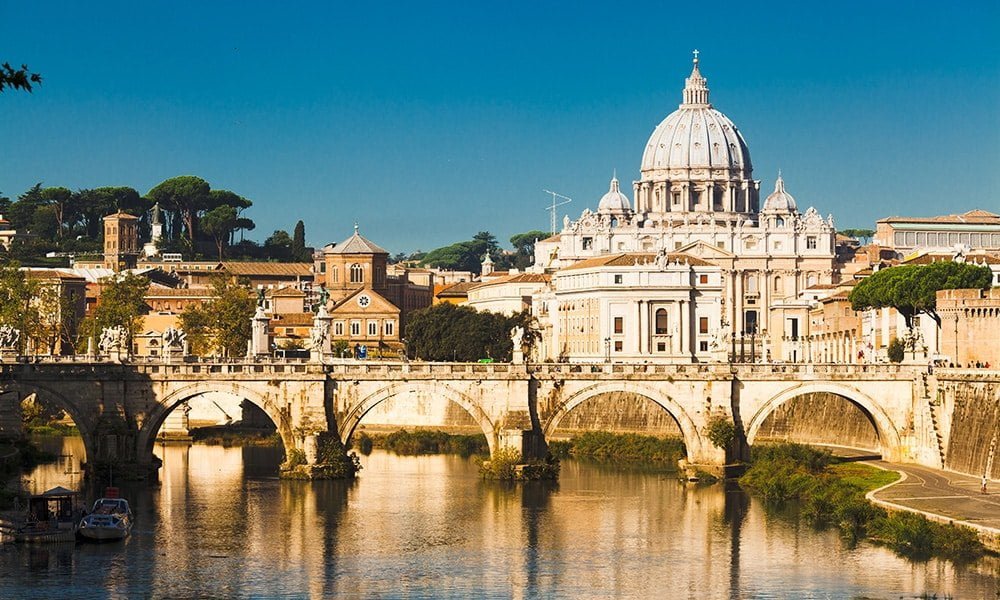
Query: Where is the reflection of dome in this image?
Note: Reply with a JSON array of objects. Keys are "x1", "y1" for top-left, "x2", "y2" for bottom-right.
[
  {"x1": 598, "y1": 176, "x2": 631, "y2": 213},
  {"x1": 640, "y1": 55, "x2": 752, "y2": 177},
  {"x1": 762, "y1": 175, "x2": 797, "y2": 213}
]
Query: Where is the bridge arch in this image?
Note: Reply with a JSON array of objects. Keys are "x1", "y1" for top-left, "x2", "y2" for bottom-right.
[
  {"x1": 0, "y1": 381, "x2": 97, "y2": 462},
  {"x1": 542, "y1": 381, "x2": 706, "y2": 461},
  {"x1": 339, "y1": 381, "x2": 498, "y2": 455},
  {"x1": 137, "y1": 382, "x2": 296, "y2": 460},
  {"x1": 744, "y1": 382, "x2": 903, "y2": 459}
]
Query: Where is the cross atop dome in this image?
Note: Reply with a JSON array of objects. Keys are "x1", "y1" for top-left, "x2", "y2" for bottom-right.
[{"x1": 682, "y1": 50, "x2": 710, "y2": 107}]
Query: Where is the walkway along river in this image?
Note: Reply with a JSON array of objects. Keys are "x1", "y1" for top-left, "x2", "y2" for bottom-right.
[{"x1": 0, "y1": 436, "x2": 997, "y2": 598}]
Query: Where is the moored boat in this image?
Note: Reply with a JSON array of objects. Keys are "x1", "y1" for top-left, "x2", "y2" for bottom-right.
[
  {"x1": 78, "y1": 488, "x2": 132, "y2": 542},
  {"x1": 14, "y1": 486, "x2": 82, "y2": 543}
]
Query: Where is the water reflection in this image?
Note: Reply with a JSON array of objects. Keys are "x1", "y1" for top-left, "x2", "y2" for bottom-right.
[{"x1": 0, "y1": 437, "x2": 997, "y2": 599}]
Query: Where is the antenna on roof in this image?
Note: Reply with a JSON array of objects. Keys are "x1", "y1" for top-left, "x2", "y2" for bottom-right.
[{"x1": 542, "y1": 189, "x2": 572, "y2": 235}]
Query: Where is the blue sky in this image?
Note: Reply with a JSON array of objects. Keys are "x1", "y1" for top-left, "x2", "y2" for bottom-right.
[{"x1": 2, "y1": 1, "x2": 998, "y2": 254}]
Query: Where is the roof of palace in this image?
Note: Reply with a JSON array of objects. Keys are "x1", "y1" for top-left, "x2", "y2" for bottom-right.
[
  {"x1": 561, "y1": 252, "x2": 715, "y2": 271},
  {"x1": 878, "y1": 209, "x2": 1000, "y2": 225}
]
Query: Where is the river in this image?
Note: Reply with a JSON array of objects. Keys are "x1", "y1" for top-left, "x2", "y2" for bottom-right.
[{"x1": 1, "y1": 436, "x2": 997, "y2": 599}]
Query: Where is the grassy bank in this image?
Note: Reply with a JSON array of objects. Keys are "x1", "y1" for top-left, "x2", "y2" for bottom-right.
[
  {"x1": 740, "y1": 443, "x2": 984, "y2": 562},
  {"x1": 24, "y1": 423, "x2": 79, "y2": 436},
  {"x1": 355, "y1": 430, "x2": 489, "y2": 457},
  {"x1": 548, "y1": 432, "x2": 685, "y2": 467},
  {"x1": 189, "y1": 428, "x2": 282, "y2": 447}
]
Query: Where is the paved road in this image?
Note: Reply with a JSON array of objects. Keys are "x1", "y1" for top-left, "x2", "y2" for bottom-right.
[{"x1": 867, "y1": 461, "x2": 1000, "y2": 532}]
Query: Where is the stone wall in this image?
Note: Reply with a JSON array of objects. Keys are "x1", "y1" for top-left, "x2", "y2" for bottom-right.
[
  {"x1": 548, "y1": 391, "x2": 683, "y2": 439},
  {"x1": 753, "y1": 392, "x2": 881, "y2": 451},
  {"x1": 356, "y1": 392, "x2": 482, "y2": 433},
  {"x1": 942, "y1": 380, "x2": 1000, "y2": 479}
]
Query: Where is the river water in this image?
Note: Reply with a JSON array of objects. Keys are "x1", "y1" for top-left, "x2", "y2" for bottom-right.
[{"x1": 1, "y1": 436, "x2": 997, "y2": 599}]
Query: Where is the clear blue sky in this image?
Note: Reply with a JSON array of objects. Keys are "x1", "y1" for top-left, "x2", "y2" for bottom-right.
[{"x1": 2, "y1": 1, "x2": 998, "y2": 254}]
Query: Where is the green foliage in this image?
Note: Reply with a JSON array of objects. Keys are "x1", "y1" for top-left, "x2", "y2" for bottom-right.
[
  {"x1": 147, "y1": 176, "x2": 211, "y2": 245},
  {"x1": 78, "y1": 272, "x2": 150, "y2": 351},
  {"x1": 179, "y1": 276, "x2": 254, "y2": 356},
  {"x1": 838, "y1": 228, "x2": 875, "y2": 243},
  {"x1": 420, "y1": 231, "x2": 501, "y2": 274},
  {"x1": 887, "y1": 337, "x2": 905, "y2": 363},
  {"x1": 849, "y1": 262, "x2": 992, "y2": 328},
  {"x1": 740, "y1": 443, "x2": 982, "y2": 562},
  {"x1": 0, "y1": 260, "x2": 38, "y2": 351},
  {"x1": 284, "y1": 448, "x2": 306, "y2": 469},
  {"x1": 404, "y1": 303, "x2": 538, "y2": 362},
  {"x1": 315, "y1": 432, "x2": 362, "y2": 478},
  {"x1": 362, "y1": 429, "x2": 489, "y2": 457},
  {"x1": 292, "y1": 220, "x2": 310, "y2": 262},
  {"x1": 477, "y1": 447, "x2": 560, "y2": 480},
  {"x1": 706, "y1": 416, "x2": 736, "y2": 450},
  {"x1": 0, "y1": 62, "x2": 42, "y2": 93},
  {"x1": 508, "y1": 230, "x2": 549, "y2": 270},
  {"x1": 264, "y1": 230, "x2": 293, "y2": 261},
  {"x1": 557, "y1": 431, "x2": 686, "y2": 464},
  {"x1": 201, "y1": 205, "x2": 239, "y2": 260}
]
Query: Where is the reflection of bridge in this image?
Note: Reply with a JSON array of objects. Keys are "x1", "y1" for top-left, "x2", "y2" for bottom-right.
[{"x1": 0, "y1": 359, "x2": 984, "y2": 478}]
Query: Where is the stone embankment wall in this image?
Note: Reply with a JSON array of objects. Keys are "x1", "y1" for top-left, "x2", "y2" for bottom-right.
[
  {"x1": 940, "y1": 379, "x2": 1000, "y2": 479},
  {"x1": 753, "y1": 392, "x2": 880, "y2": 451},
  {"x1": 548, "y1": 391, "x2": 683, "y2": 439},
  {"x1": 356, "y1": 392, "x2": 482, "y2": 434}
]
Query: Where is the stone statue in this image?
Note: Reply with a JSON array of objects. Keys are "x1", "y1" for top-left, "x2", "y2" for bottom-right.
[
  {"x1": 0, "y1": 325, "x2": 20, "y2": 350},
  {"x1": 654, "y1": 247, "x2": 669, "y2": 271},
  {"x1": 162, "y1": 327, "x2": 186, "y2": 349},
  {"x1": 510, "y1": 326, "x2": 524, "y2": 350},
  {"x1": 99, "y1": 325, "x2": 128, "y2": 353},
  {"x1": 318, "y1": 285, "x2": 329, "y2": 307},
  {"x1": 309, "y1": 323, "x2": 329, "y2": 351},
  {"x1": 562, "y1": 214, "x2": 570, "y2": 231},
  {"x1": 256, "y1": 288, "x2": 266, "y2": 308}
]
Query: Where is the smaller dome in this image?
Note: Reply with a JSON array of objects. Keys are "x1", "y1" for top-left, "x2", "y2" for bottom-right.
[
  {"x1": 762, "y1": 174, "x2": 797, "y2": 213},
  {"x1": 598, "y1": 176, "x2": 631, "y2": 213}
]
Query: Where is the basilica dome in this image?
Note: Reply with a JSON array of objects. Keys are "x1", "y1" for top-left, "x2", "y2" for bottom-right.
[
  {"x1": 639, "y1": 55, "x2": 752, "y2": 177},
  {"x1": 761, "y1": 175, "x2": 797, "y2": 213},
  {"x1": 598, "y1": 175, "x2": 631, "y2": 213}
]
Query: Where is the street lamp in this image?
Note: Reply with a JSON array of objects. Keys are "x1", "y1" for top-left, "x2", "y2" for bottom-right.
[{"x1": 604, "y1": 337, "x2": 611, "y2": 363}]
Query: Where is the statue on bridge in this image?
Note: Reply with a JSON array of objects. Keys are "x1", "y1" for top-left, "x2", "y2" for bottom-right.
[
  {"x1": 309, "y1": 322, "x2": 329, "y2": 352},
  {"x1": 0, "y1": 325, "x2": 20, "y2": 350},
  {"x1": 99, "y1": 325, "x2": 129, "y2": 354},
  {"x1": 161, "y1": 327, "x2": 186, "y2": 350}
]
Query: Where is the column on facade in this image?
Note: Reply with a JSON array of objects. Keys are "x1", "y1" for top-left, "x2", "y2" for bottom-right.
[
  {"x1": 680, "y1": 299, "x2": 690, "y2": 359},
  {"x1": 637, "y1": 300, "x2": 646, "y2": 355},
  {"x1": 706, "y1": 182, "x2": 715, "y2": 213},
  {"x1": 733, "y1": 269, "x2": 743, "y2": 336}
]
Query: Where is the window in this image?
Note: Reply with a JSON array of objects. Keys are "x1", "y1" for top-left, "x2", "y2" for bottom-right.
[
  {"x1": 699, "y1": 317, "x2": 709, "y2": 334},
  {"x1": 582, "y1": 237, "x2": 593, "y2": 250},
  {"x1": 807, "y1": 236, "x2": 817, "y2": 250},
  {"x1": 384, "y1": 321, "x2": 394, "y2": 336},
  {"x1": 614, "y1": 341, "x2": 623, "y2": 352},
  {"x1": 717, "y1": 241, "x2": 725, "y2": 249},
  {"x1": 368, "y1": 321, "x2": 378, "y2": 336},
  {"x1": 655, "y1": 309, "x2": 669, "y2": 334},
  {"x1": 329, "y1": 264, "x2": 337, "y2": 281},
  {"x1": 773, "y1": 276, "x2": 783, "y2": 294},
  {"x1": 699, "y1": 274, "x2": 708, "y2": 285},
  {"x1": 657, "y1": 342, "x2": 666, "y2": 352},
  {"x1": 699, "y1": 341, "x2": 709, "y2": 352},
  {"x1": 334, "y1": 322, "x2": 344, "y2": 336},
  {"x1": 672, "y1": 192, "x2": 680, "y2": 205},
  {"x1": 350, "y1": 321, "x2": 361, "y2": 336},
  {"x1": 614, "y1": 274, "x2": 623, "y2": 284},
  {"x1": 744, "y1": 310, "x2": 758, "y2": 334},
  {"x1": 775, "y1": 217, "x2": 785, "y2": 227},
  {"x1": 773, "y1": 240, "x2": 783, "y2": 251},
  {"x1": 350, "y1": 263, "x2": 364, "y2": 283},
  {"x1": 613, "y1": 317, "x2": 623, "y2": 334},
  {"x1": 674, "y1": 241, "x2": 683, "y2": 250},
  {"x1": 745, "y1": 273, "x2": 758, "y2": 294}
]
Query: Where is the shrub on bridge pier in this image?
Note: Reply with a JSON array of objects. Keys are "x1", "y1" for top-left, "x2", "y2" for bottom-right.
[
  {"x1": 477, "y1": 447, "x2": 559, "y2": 481},
  {"x1": 280, "y1": 433, "x2": 361, "y2": 480}
]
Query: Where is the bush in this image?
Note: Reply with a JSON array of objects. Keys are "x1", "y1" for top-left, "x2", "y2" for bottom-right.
[
  {"x1": 706, "y1": 416, "x2": 736, "y2": 450},
  {"x1": 562, "y1": 431, "x2": 686, "y2": 464},
  {"x1": 478, "y1": 446, "x2": 521, "y2": 480},
  {"x1": 887, "y1": 337, "x2": 905, "y2": 363},
  {"x1": 362, "y1": 429, "x2": 490, "y2": 457}
]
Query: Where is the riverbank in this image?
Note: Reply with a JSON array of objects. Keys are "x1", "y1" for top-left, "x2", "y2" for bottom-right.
[
  {"x1": 548, "y1": 432, "x2": 685, "y2": 467},
  {"x1": 740, "y1": 443, "x2": 985, "y2": 562},
  {"x1": 354, "y1": 429, "x2": 489, "y2": 457}
]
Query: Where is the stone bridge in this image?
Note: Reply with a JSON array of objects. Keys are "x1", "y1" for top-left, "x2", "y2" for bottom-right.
[{"x1": 0, "y1": 359, "x2": 973, "y2": 478}]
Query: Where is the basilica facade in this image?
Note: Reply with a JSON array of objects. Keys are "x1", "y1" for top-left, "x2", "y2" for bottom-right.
[{"x1": 530, "y1": 54, "x2": 840, "y2": 362}]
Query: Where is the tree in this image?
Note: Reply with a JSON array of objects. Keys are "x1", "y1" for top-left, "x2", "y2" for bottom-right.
[
  {"x1": 76, "y1": 187, "x2": 144, "y2": 239},
  {"x1": 0, "y1": 261, "x2": 39, "y2": 352},
  {"x1": 509, "y1": 230, "x2": 548, "y2": 270},
  {"x1": 838, "y1": 228, "x2": 875, "y2": 244},
  {"x1": 78, "y1": 272, "x2": 150, "y2": 351},
  {"x1": 264, "y1": 230, "x2": 293, "y2": 261},
  {"x1": 39, "y1": 187, "x2": 73, "y2": 238},
  {"x1": 200, "y1": 205, "x2": 239, "y2": 260},
  {"x1": 420, "y1": 231, "x2": 501, "y2": 274},
  {"x1": 179, "y1": 276, "x2": 254, "y2": 356},
  {"x1": 404, "y1": 304, "x2": 536, "y2": 362},
  {"x1": 292, "y1": 220, "x2": 308, "y2": 262},
  {"x1": 849, "y1": 262, "x2": 992, "y2": 328},
  {"x1": 0, "y1": 63, "x2": 41, "y2": 93},
  {"x1": 147, "y1": 176, "x2": 211, "y2": 245}
]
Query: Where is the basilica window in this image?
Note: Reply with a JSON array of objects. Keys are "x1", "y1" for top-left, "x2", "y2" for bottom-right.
[
  {"x1": 699, "y1": 341, "x2": 709, "y2": 352},
  {"x1": 775, "y1": 217, "x2": 785, "y2": 227},
  {"x1": 699, "y1": 274, "x2": 709, "y2": 285},
  {"x1": 672, "y1": 192, "x2": 680, "y2": 205},
  {"x1": 582, "y1": 237, "x2": 593, "y2": 250},
  {"x1": 806, "y1": 236, "x2": 817, "y2": 250},
  {"x1": 334, "y1": 322, "x2": 344, "y2": 336},
  {"x1": 699, "y1": 317, "x2": 709, "y2": 334},
  {"x1": 368, "y1": 321, "x2": 378, "y2": 336},
  {"x1": 773, "y1": 276, "x2": 784, "y2": 294},
  {"x1": 613, "y1": 317, "x2": 623, "y2": 335},
  {"x1": 655, "y1": 309, "x2": 669, "y2": 334},
  {"x1": 350, "y1": 321, "x2": 361, "y2": 336},
  {"x1": 384, "y1": 321, "x2": 394, "y2": 336},
  {"x1": 745, "y1": 273, "x2": 758, "y2": 294},
  {"x1": 614, "y1": 274, "x2": 623, "y2": 284},
  {"x1": 350, "y1": 263, "x2": 364, "y2": 283},
  {"x1": 614, "y1": 341, "x2": 623, "y2": 352}
]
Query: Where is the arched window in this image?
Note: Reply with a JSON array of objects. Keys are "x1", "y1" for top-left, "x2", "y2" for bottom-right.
[
  {"x1": 806, "y1": 272, "x2": 817, "y2": 287},
  {"x1": 350, "y1": 263, "x2": 364, "y2": 283},
  {"x1": 775, "y1": 217, "x2": 785, "y2": 228},
  {"x1": 745, "y1": 272, "x2": 758, "y2": 294},
  {"x1": 655, "y1": 309, "x2": 669, "y2": 335},
  {"x1": 773, "y1": 275, "x2": 783, "y2": 294}
]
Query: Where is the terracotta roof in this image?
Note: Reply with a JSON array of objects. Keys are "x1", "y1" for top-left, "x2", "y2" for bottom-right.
[
  {"x1": 221, "y1": 262, "x2": 314, "y2": 277},
  {"x1": 540, "y1": 234, "x2": 561, "y2": 243},
  {"x1": 900, "y1": 251, "x2": 1000, "y2": 266},
  {"x1": 325, "y1": 230, "x2": 388, "y2": 255},
  {"x1": 470, "y1": 272, "x2": 551, "y2": 289},
  {"x1": 144, "y1": 288, "x2": 213, "y2": 297},
  {"x1": 271, "y1": 312, "x2": 314, "y2": 325},
  {"x1": 436, "y1": 281, "x2": 478, "y2": 297},
  {"x1": 269, "y1": 287, "x2": 307, "y2": 297},
  {"x1": 24, "y1": 269, "x2": 86, "y2": 282},
  {"x1": 103, "y1": 211, "x2": 139, "y2": 221},
  {"x1": 562, "y1": 252, "x2": 714, "y2": 271},
  {"x1": 878, "y1": 209, "x2": 1000, "y2": 225}
]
